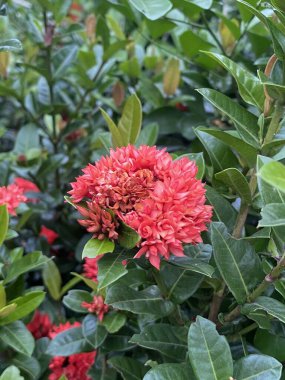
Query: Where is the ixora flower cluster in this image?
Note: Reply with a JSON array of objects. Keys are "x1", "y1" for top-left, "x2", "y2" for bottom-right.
[{"x1": 69, "y1": 145, "x2": 212, "y2": 269}]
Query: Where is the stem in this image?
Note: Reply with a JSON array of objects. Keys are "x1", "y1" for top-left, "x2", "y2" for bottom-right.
[
  {"x1": 263, "y1": 101, "x2": 284, "y2": 146},
  {"x1": 201, "y1": 13, "x2": 227, "y2": 56}
]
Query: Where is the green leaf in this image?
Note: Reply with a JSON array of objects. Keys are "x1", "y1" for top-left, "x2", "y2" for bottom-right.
[
  {"x1": 4, "y1": 252, "x2": 49, "y2": 284},
  {"x1": 195, "y1": 128, "x2": 239, "y2": 173},
  {"x1": 63, "y1": 290, "x2": 93, "y2": 313},
  {"x1": 108, "y1": 357, "x2": 148, "y2": 380},
  {"x1": 97, "y1": 251, "x2": 128, "y2": 290},
  {"x1": 202, "y1": 129, "x2": 257, "y2": 167},
  {"x1": 106, "y1": 285, "x2": 175, "y2": 316},
  {"x1": 0, "y1": 304, "x2": 17, "y2": 318},
  {"x1": 47, "y1": 326, "x2": 90, "y2": 356},
  {"x1": 136, "y1": 123, "x2": 159, "y2": 147},
  {"x1": 82, "y1": 314, "x2": 108, "y2": 349},
  {"x1": 202, "y1": 51, "x2": 265, "y2": 110},
  {"x1": 118, "y1": 94, "x2": 142, "y2": 145},
  {"x1": 69, "y1": 272, "x2": 97, "y2": 291},
  {"x1": 215, "y1": 168, "x2": 252, "y2": 204},
  {"x1": 143, "y1": 363, "x2": 195, "y2": 380},
  {"x1": 0, "y1": 204, "x2": 8, "y2": 246},
  {"x1": 180, "y1": 30, "x2": 214, "y2": 59},
  {"x1": 117, "y1": 221, "x2": 141, "y2": 249},
  {"x1": 146, "y1": 19, "x2": 176, "y2": 38},
  {"x1": 0, "y1": 39, "x2": 22, "y2": 52},
  {"x1": 11, "y1": 354, "x2": 40, "y2": 380},
  {"x1": 176, "y1": 153, "x2": 205, "y2": 179},
  {"x1": 211, "y1": 222, "x2": 263, "y2": 303},
  {"x1": 185, "y1": 0, "x2": 213, "y2": 8},
  {"x1": 258, "y1": 161, "x2": 285, "y2": 194},
  {"x1": 102, "y1": 312, "x2": 126, "y2": 333},
  {"x1": 0, "y1": 366, "x2": 24, "y2": 380},
  {"x1": 14, "y1": 124, "x2": 40, "y2": 154},
  {"x1": 254, "y1": 328, "x2": 285, "y2": 362},
  {"x1": 129, "y1": 0, "x2": 172, "y2": 20},
  {"x1": 130, "y1": 324, "x2": 188, "y2": 362},
  {"x1": 188, "y1": 316, "x2": 233, "y2": 380},
  {"x1": 259, "y1": 203, "x2": 285, "y2": 227},
  {"x1": 0, "y1": 321, "x2": 35, "y2": 356},
  {"x1": 0, "y1": 291, "x2": 45, "y2": 326},
  {"x1": 0, "y1": 283, "x2": 5, "y2": 309},
  {"x1": 42, "y1": 260, "x2": 62, "y2": 301},
  {"x1": 242, "y1": 296, "x2": 285, "y2": 324},
  {"x1": 197, "y1": 89, "x2": 260, "y2": 148},
  {"x1": 101, "y1": 108, "x2": 124, "y2": 148},
  {"x1": 82, "y1": 238, "x2": 115, "y2": 259},
  {"x1": 234, "y1": 354, "x2": 282, "y2": 380},
  {"x1": 54, "y1": 46, "x2": 78, "y2": 78}
]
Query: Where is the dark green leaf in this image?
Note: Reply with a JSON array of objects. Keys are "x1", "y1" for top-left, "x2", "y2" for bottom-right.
[
  {"x1": 82, "y1": 314, "x2": 108, "y2": 349},
  {"x1": 242, "y1": 296, "x2": 285, "y2": 324},
  {"x1": 0, "y1": 321, "x2": 34, "y2": 356},
  {"x1": 10, "y1": 354, "x2": 40, "y2": 380},
  {"x1": 108, "y1": 357, "x2": 148, "y2": 380},
  {"x1": 234, "y1": 354, "x2": 282, "y2": 380},
  {"x1": 42, "y1": 260, "x2": 62, "y2": 301},
  {"x1": 98, "y1": 251, "x2": 128, "y2": 290},
  {"x1": 102, "y1": 312, "x2": 126, "y2": 333},
  {"x1": 143, "y1": 363, "x2": 195, "y2": 380},
  {"x1": 47, "y1": 326, "x2": 90, "y2": 356},
  {"x1": 117, "y1": 221, "x2": 141, "y2": 249},
  {"x1": 259, "y1": 203, "x2": 285, "y2": 227},
  {"x1": 63, "y1": 290, "x2": 93, "y2": 313}
]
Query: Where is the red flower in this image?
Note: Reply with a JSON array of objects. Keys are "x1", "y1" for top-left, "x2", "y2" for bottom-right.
[
  {"x1": 68, "y1": 2, "x2": 83, "y2": 22},
  {"x1": 27, "y1": 310, "x2": 53, "y2": 339},
  {"x1": 83, "y1": 256, "x2": 101, "y2": 282},
  {"x1": 69, "y1": 145, "x2": 212, "y2": 269},
  {"x1": 175, "y1": 102, "x2": 189, "y2": 112},
  {"x1": 48, "y1": 321, "x2": 96, "y2": 380},
  {"x1": 81, "y1": 295, "x2": 109, "y2": 321},
  {"x1": 14, "y1": 177, "x2": 40, "y2": 203},
  {"x1": 40, "y1": 226, "x2": 59, "y2": 245},
  {"x1": 0, "y1": 183, "x2": 27, "y2": 215}
]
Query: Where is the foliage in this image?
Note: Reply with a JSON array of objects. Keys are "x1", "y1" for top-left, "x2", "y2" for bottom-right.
[{"x1": 0, "y1": 0, "x2": 285, "y2": 378}]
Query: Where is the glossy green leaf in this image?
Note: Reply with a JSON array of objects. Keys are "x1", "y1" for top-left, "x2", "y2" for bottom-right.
[
  {"x1": 130, "y1": 324, "x2": 188, "y2": 362},
  {"x1": 13, "y1": 124, "x2": 40, "y2": 154},
  {"x1": 69, "y1": 272, "x2": 97, "y2": 291},
  {"x1": 211, "y1": 222, "x2": 263, "y2": 303},
  {"x1": 143, "y1": 363, "x2": 195, "y2": 380},
  {"x1": 117, "y1": 221, "x2": 141, "y2": 249},
  {"x1": 82, "y1": 314, "x2": 108, "y2": 349},
  {"x1": 4, "y1": 252, "x2": 49, "y2": 284},
  {"x1": 129, "y1": 0, "x2": 172, "y2": 20},
  {"x1": 47, "y1": 326, "x2": 90, "y2": 356},
  {"x1": 254, "y1": 328, "x2": 285, "y2": 362},
  {"x1": 98, "y1": 250, "x2": 128, "y2": 290},
  {"x1": 118, "y1": 94, "x2": 142, "y2": 145},
  {"x1": 197, "y1": 89, "x2": 260, "y2": 148},
  {"x1": 188, "y1": 316, "x2": 233, "y2": 380},
  {"x1": 0, "y1": 291, "x2": 45, "y2": 326},
  {"x1": 195, "y1": 128, "x2": 239, "y2": 172},
  {"x1": 0, "y1": 304, "x2": 17, "y2": 318},
  {"x1": 215, "y1": 168, "x2": 252, "y2": 204},
  {"x1": 136, "y1": 123, "x2": 159, "y2": 147},
  {"x1": 106, "y1": 285, "x2": 175, "y2": 316},
  {"x1": 0, "y1": 204, "x2": 8, "y2": 247},
  {"x1": 259, "y1": 203, "x2": 285, "y2": 227},
  {"x1": 0, "y1": 366, "x2": 24, "y2": 380},
  {"x1": 242, "y1": 296, "x2": 285, "y2": 324},
  {"x1": 0, "y1": 39, "x2": 22, "y2": 52},
  {"x1": 54, "y1": 46, "x2": 78, "y2": 78},
  {"x1": 108, "y1": 357, "x2": 148, "y2": 380},
  {"x1": 102, "y1": 312, "x2": 126, "y2": 333},
  {"x1": 63, "y1": 290, "x2": 93, "y2": 313},
  {"x1": 234, "y1": 354, "x2": 282, "y2": 380},
  {"x1": 42, "y1": 260, "x2": 62, "y2": 301},
  {"x1": 258, "y1": 161, "x2": 285, "y2": 194},
  {"x1": 203, "y1": 51, "x2": 265, "y2": 109},
  {"x1": 11, "y1": 353, "x2": 40, "y2": 380},
  {"x1": 0, "y1": 321, "x2": 35, "y2": 356},
  {"x1": 82, "y1": 238, "x2": 115, "y2": 259}
]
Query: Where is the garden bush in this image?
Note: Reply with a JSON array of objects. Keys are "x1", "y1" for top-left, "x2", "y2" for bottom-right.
[{"x1": 1, "y1": 0, "x2": 285, "y2": 379}]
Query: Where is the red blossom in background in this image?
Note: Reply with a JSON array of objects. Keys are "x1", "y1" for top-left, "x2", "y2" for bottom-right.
[
  {"x1": 48, "y1": 321, "x2": 96, "y2": 380},
  {"x1": 83, "y1": 256, "x2": 101, "y2": 282},
  {"x1": 27, "y1": 310, "x2": 53, "y2": 339},
  {"x1": 69, "y1": 145, "x2": 212, "y2": 269},
  {"x1": 0, "y1": 183, "x2": 27, "y2": 215},
  {"x1": 40, "y1": 226, "x2": 59, "y2": 245},
  {"x1": 81, "y1": 295, "x2": 109, "y2": 321},
  {"x1": 14, "y1": 177, "x2": 40, "y2": 203}
]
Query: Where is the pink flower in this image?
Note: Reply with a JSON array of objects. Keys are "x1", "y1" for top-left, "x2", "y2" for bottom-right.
[
  {"x1": 27, "y1": 310, "x2": 52, "y2": 339},
  {"x1": 81, "y1": 295, "x2": 109, "y2": 321},
  {"x1": 69, "y1": 145, "x2": 212, "y2": 269},
  {"x1": 83, "y1": 256, "x2": 101, "y2": 282},
  {"x1": 14, "y1": 177, "x2": 40, "y2": 203},
  {"x1": 40, "y1": 226, "x2": 59, "y2": 245},
  {"x1": 0, "y1": 183, "x2": 27, "y2": 215},
  {"x1": 48, "y1": 321, "x2": 96, "y2": 380}
]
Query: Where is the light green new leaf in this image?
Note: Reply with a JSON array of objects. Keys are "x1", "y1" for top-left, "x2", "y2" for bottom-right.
[
  {"x1": 106, "y1": 285, "x2": 174, "y2": 316},
  {"x1": 0, "y1": 321, "x2": 35, "y2": 356},
  {"x1": 130, "y1": 324, "x2": 188, "y2": 362},
  {"x1": 0, "y1": 366, "x2": 24, "y2": 380},
  {"x1": 82, "y1": 238, "x2": 115, "y2": 259},
  {"x1": 242, "y1": 296, "x2": 285, "y2": 324},
  {"x1": 234, "y1": 354, "x2": 282, "y2": 380},
  {"x1": 258, "y1": 161, "x2": 285, "y2": 194},
  {"x1": 143, "y1": 363, "x2": 195, "y2": 380},
  {"x1": 0, "y1": 204, "x2": 8, "y2": 246},
  {"x1": 43, "y1": 260, "x2": 62, "y2": 301},
  {"x1": 188, "y1": 316, "x2": 233, "y2": 380},
  {"x1": 197, "y1": 89, "x2": 260, "y2": 148},
  {"x1": 211, "y1": 222, "x2": 263, "y2": 303},
  {"x1": 129, "y1": 0, "x2": 172, "y2": 20},
  {"x1": 259, "y1": 203, "x2": 285, "y2": 227},
  {"x1": 118, "y1": 94, "x2": 142, "y2": 145},
  {"x1": 101, "y1": 108, "x2": 124, "y2": 147},
  {"x1": 215, "y1": 168, "x2": 252, "y2": 204},
  {"x1": 202, "y1": 51, "x2": 265, "y2": 109}
]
